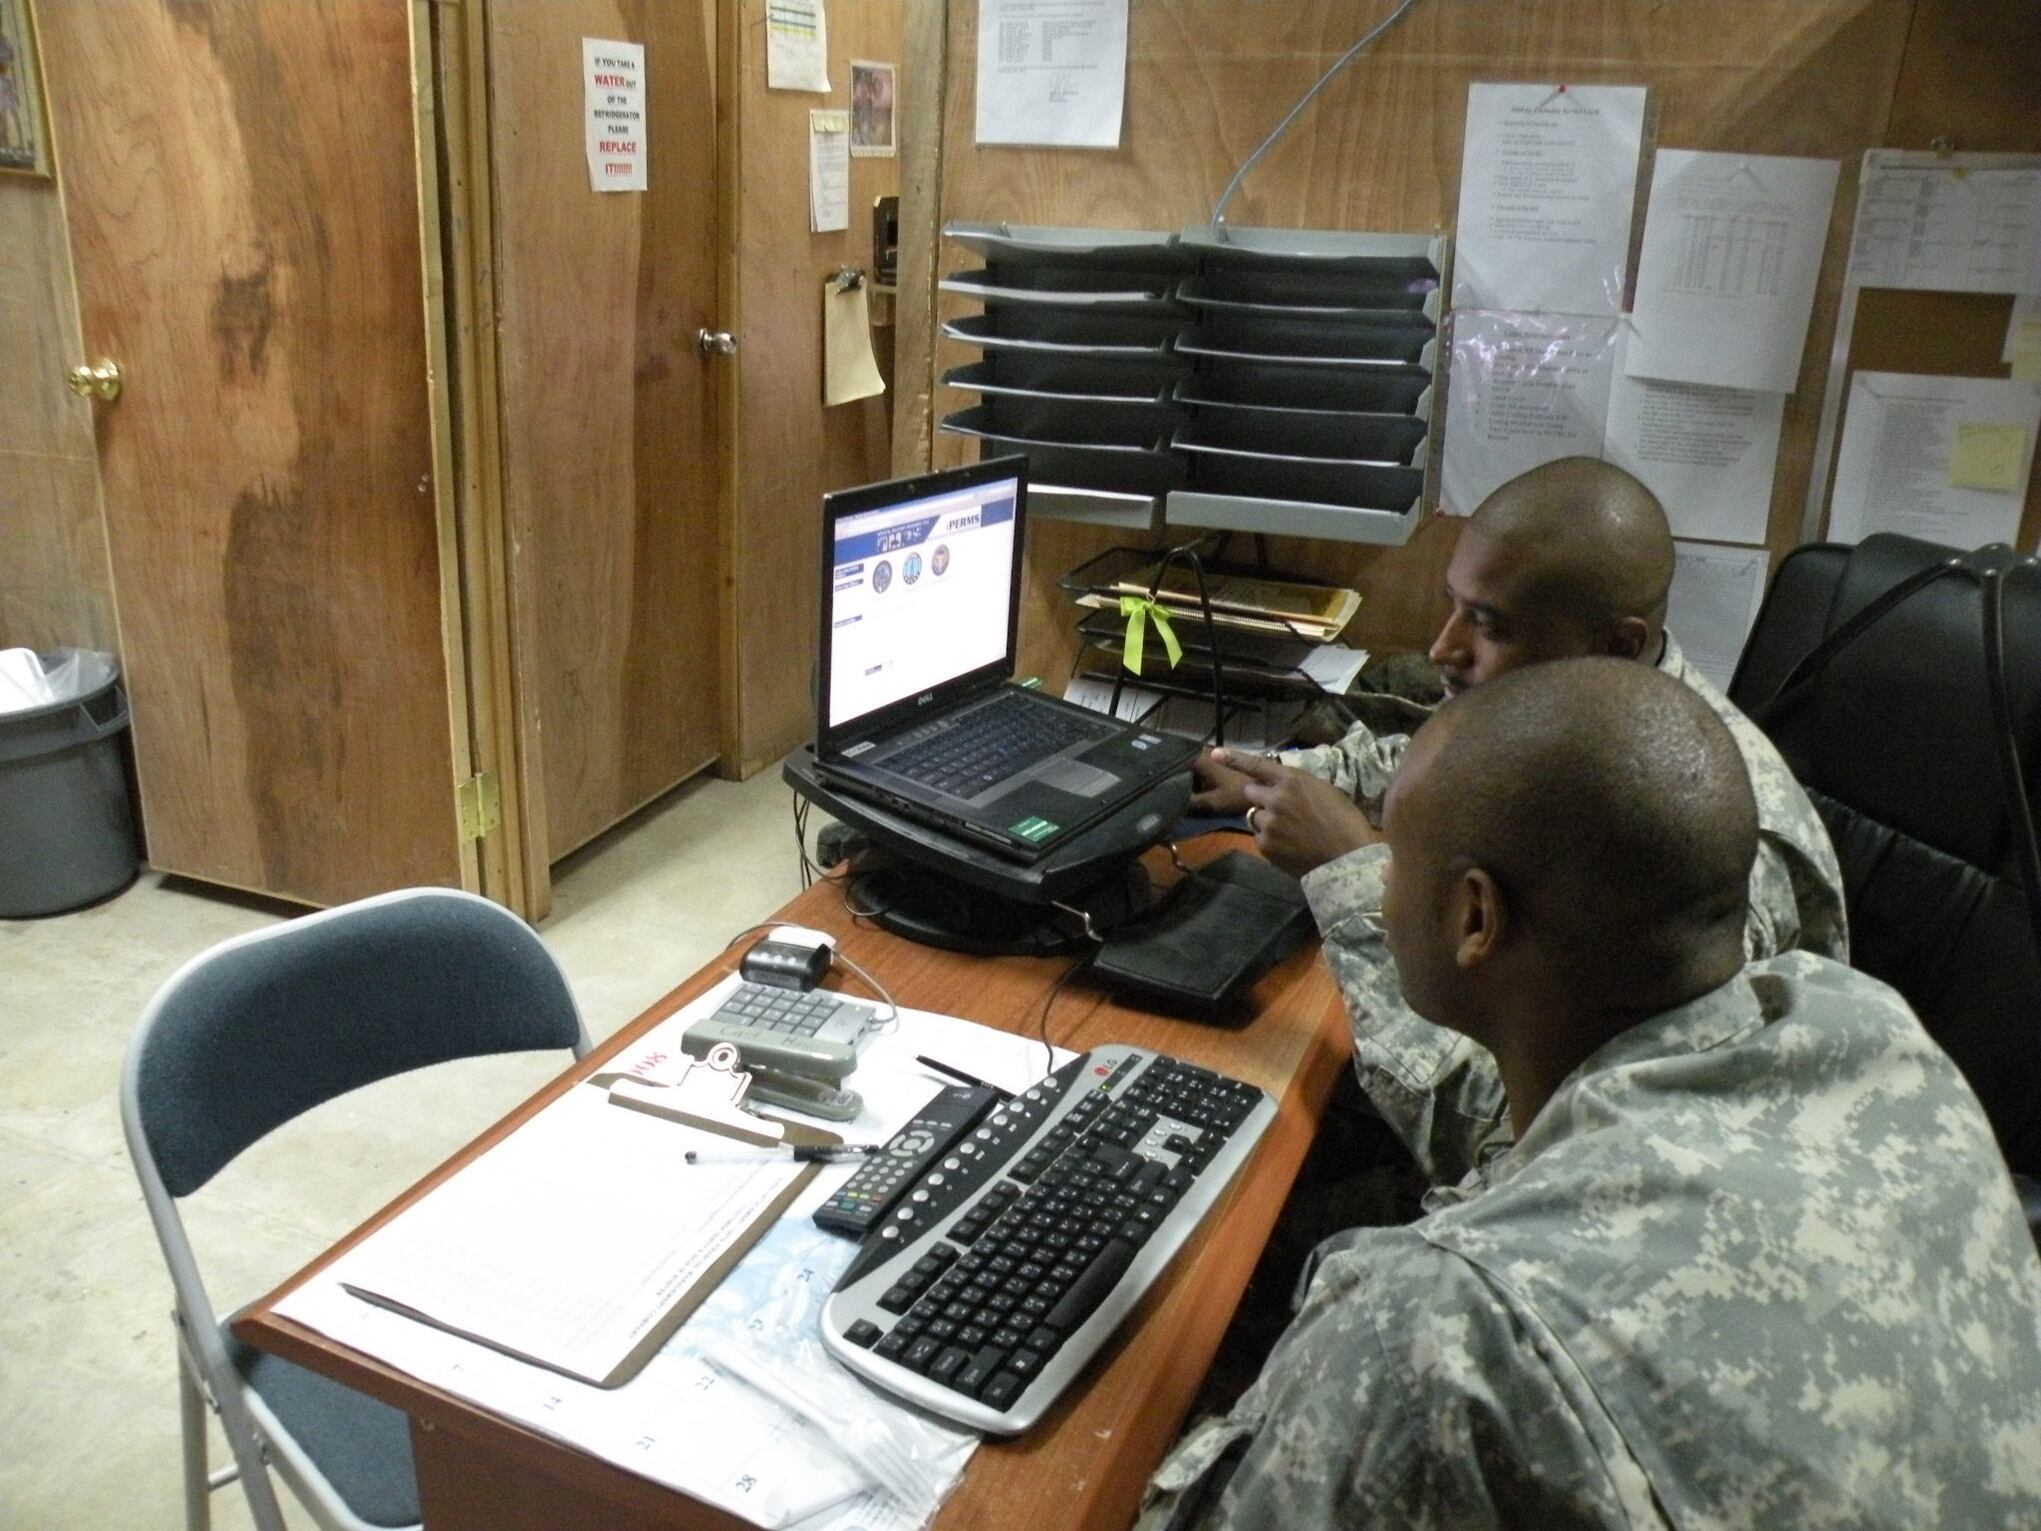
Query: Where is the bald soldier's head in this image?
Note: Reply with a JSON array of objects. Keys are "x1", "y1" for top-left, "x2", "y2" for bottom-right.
[
  {"x1": 1430, "y1": 458, "x2": 1676, "y2": 697},
  {"x1": 1380, "y1": 659, "x2": 1755, "y2": 1122}
]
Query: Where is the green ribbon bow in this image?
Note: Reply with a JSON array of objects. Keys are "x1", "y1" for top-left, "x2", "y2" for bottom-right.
[{"x1": 1117, "y1": 594, "x2": 1183, "y2": 674}]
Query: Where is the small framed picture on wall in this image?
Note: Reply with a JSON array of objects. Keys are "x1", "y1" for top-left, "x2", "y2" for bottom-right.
[
  {"x1": 850, "y1": 59, "x2": 896, "y2": 158},
  {"x1": 0, "y1": 0, "x2": 52, "y2": 179}
]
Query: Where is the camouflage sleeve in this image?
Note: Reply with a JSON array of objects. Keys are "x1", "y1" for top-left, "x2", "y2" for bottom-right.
[
  {"x1": 1735, "y1": 723, "x2": 1850, "y2": 963},
  {"x1": 1745, "y1": 831, "x2": 1851, "y2": 964},
  {"x1": 1282, "y1": 722, "x2": 1411, "y2": 815},
  {"x1": 1139, "y1": 1232, "x2": 1659, "y2": 1531},
  {"x1": 1300, "y1": 845, "x2": 1511, "y2": 1186}
]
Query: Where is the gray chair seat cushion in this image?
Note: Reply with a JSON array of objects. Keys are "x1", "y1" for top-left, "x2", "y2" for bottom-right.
[{"x1": 227, "y1": 1331, "x2": 421, "y2": 1528}]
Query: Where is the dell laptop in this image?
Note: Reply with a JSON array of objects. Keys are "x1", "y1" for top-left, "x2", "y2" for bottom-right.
[{"x1": 814, "y1": 455, "x2": 1198, "y2": 861}]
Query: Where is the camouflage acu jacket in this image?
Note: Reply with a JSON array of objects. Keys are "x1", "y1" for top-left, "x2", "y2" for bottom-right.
[
  {"x1": 1291, "y1": 631, "x2": 1852, "y2": 1184},
  {"x1": 1142, "y1": 956, "x2": 2041, "y2": 1530}
]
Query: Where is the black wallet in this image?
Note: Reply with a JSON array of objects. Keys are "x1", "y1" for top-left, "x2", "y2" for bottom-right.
[{"x1": 1088, "y1": 852, "x2": 1315, "y2": 1018}]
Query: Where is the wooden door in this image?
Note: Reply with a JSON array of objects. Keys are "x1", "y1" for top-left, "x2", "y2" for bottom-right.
[
  {"x1": 40, "y1": 0, "x2": 469, "y2": 905},
  {"x1": 487, "y1": 1, "x2": 725, "y2": 861}
]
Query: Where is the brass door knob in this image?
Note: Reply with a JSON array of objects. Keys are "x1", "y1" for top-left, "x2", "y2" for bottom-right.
[
  {"x1": 696, "y1": 328, "x2": 739, "y2": 357},
  {"x1": 67, "y1": 359, "x2": 123, "y2": 401}
]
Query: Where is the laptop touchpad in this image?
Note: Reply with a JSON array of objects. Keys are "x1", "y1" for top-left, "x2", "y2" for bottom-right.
[{"x1": 1039, "y1": 759, "x2": 1120, "y2": 797}]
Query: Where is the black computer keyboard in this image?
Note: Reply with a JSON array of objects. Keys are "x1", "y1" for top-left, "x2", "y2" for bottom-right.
[
  {"x1": 820, "y1": 1045, "x2": 1273, "y2": 1434},
  {"x1": 877, "y1": 691, "x2": 1112, "y2": 799}
]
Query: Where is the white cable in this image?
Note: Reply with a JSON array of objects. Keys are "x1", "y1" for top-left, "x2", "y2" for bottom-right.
[
  {"x1": 720, "y1": 922, "x2": 900, "y2": 1027},
  {"x1": 1209, "y1": 0, "x2": 1424, "y2": 228},
  {"x1": 827, "y1": 945, "x2": 900, "y2": 1028}
]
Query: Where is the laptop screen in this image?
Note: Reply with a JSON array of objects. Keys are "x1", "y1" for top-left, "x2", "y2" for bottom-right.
[{"x1": 821, "y1": 460, "x2": 1026, "y2": 746}]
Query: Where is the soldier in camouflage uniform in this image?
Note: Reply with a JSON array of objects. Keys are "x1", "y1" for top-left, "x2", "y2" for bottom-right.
[
  {"x1": 1193, "y1": 457, "x2": 1847, "y2": 1183},
  {"x1": 1143, "y1": 659, "x2": 2041, "y2": 1530}
]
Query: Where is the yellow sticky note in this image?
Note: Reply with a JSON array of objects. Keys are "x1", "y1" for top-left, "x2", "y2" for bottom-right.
[
  {"x1": 2010, "y1": 320, "x2": 2041, "y2": 385},
  {"x1": 1949, "y1": 422, "x2": 2030, "y2": 492}
]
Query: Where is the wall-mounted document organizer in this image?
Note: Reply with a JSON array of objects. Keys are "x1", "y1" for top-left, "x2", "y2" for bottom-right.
[
  {"x1": 939, "y1": 222, "x2": 1446, "y2": 543},
  {"x1": 939, "y1": 225, "x2": 1194, "y2": 530}
]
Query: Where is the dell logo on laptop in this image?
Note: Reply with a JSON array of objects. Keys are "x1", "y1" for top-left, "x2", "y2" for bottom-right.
[{"x1": 917, "y1": 691, "x2": 935, "y2": 705}]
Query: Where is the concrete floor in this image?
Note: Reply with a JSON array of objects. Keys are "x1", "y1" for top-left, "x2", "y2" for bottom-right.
[{"x1": 0, "y1": 769, "x2": 808, "y2": 1530}]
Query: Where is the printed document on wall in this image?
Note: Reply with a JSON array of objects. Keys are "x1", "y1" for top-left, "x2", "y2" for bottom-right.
[
  {"x1": 1668, "y1": 542, "x2": 1770, "y2": 692},
  {"x1": 809, "y1": 110, "x2": 851, "y2": 233},
  {"x1": 767, "y1": 0, "x2": 830, "y2": 93},
  {"x1": 975, "y1": 0, "x2": 1128, "y2": 148},
  {"x1": 1604, "y1": 327, "x2": 1782, "y2": 545},
  {"x1": 1451, "y1": 83, "x2": 1647, "y2": 315},
  {"x1": 1849, "y1": 157, "x2": 2041, "y2": 295},
  {"x1": 1625, "y1": 151, "x2": 1840, "y2": 392},
  {"x1": 1442, "y1": 311, "x2": 1617, "y2": 516},
  {"x1": 583, "y1": 40, "x2": 646, "y2": 192},
  {"x1": 1828, "y1": 372, "x2": 2040, "y2": 548}
]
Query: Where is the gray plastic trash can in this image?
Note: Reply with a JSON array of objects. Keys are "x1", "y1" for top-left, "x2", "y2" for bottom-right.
[{"x1": 0, "y1": 650, "x2": 140, "y2": 917}]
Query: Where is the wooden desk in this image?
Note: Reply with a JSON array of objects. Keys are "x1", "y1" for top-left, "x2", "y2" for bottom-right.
[{"x1": 237, "y1": 848, "x2": 1350, "y2": 1531}]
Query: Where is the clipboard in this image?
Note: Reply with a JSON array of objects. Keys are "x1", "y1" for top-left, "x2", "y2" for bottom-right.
[{"x1": 336, "y1": 1046, "x2": 840, "y2": 1389}]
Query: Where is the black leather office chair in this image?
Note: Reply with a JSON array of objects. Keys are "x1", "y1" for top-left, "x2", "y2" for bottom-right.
[{"x1": 1728, "y1": 534, "x2": 2041, "y2": 1192}]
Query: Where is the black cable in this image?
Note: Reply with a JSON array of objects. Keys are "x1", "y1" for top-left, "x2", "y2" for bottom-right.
[{"x1": 1037, "y1": 952, "x2": 1091, "y2": 1075}]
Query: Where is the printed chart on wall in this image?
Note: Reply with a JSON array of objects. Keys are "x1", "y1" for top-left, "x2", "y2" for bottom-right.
[
  {"x1": 1808, "y1": 152, "x2": 2041, "y2": 547},
  {"x1": 1441, "y1": 311, "x2": 1617, "y2": 516},
  {"x1": 1451, "y1": 83, "x2": 1647, "y2": 316},
  {"x1": 1624, "y1": 151, "x2": 1839, "y2": 393},
  {"x1": 1668, "y1": 543, "x2": 1770, "y2": 692},
  {"x1": 975, "y1": 0, "x2": 1128, "y2": 148},
  {"x1": 767, "y1": 0, "x2": 830, "y2": 93},
  {"x1": 1828, "y1": 373, "x2": 2041, "y2": 548}
]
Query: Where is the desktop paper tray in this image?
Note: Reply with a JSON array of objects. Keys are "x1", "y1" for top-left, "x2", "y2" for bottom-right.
[
  {"x1": 1176, "y1": 313, "x2": 1437, "y2": 370},
  {"x1": 943, "y1": 222, "x2": 1190, "y2": 271},
  {"x1": 1074, "y1": 615, "x2": 1348, "y2": 699},
  {"x1": 944, "y1": 311, "x2": 1178, "y2": 359},
  {"x1": 1176, "y1": 225, "x2": 1445, "y2": 278},
  {"x1": 942, "y1": 397, "x2": 1181, "y2": 447},
  {"x1": 1174, "y1": 365, "x2": 1432, "y2": 419},
  {"x1": 1175, "y1": 409, "x2": 1427, "y2": 467},
  {"x1": 944, "y1": 357, "x2": 1178, "y2": 405},
  {"x1": 1178, "y1": 271, "x2": 1441, "y2": 323},
  {"x1": 942, "y1": 419, "x2": 1186, "y2": 498},
  {"x1": 940, "y1": 268, "x2": 1182, "y2": 316}
]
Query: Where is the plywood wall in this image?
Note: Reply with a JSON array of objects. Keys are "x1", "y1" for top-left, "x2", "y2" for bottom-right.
[
  {"x1": 486, "y1": 0, "x2": 727, "y2": 861},
  {"x1": 0, "y1": 181, "x2": 115, "y2": 653},
  {"x1": 905, "y1": 0, "x2": 2040, "y2": 687},
  {"x1": 726, "y1": 0, "x2": 905, "y2": 776}
]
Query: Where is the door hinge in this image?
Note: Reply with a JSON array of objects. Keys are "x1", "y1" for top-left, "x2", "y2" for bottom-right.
[{"x1": 457, "y1": 772, "x2": 502, "y2": 842}]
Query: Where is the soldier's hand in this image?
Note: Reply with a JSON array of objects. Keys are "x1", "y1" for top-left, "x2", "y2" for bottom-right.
[
  {"x1": 1220, "y1": 747, "x2": 1382, "y2": 879},
  {"x1": 1188, "y1": 747, "x2": 1255, "y2": 816}
]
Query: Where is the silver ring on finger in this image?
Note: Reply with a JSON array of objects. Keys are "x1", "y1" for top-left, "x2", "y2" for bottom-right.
[{"x1": 1246, "y1": 805, "x2": 1263, "y2": 835}]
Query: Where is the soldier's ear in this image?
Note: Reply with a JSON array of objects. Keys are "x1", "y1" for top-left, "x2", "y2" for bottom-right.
[
  {"x1": 1605, "y1": 616, "x2": 1651, "y2": 661},
  {"x1": 1454, "y1": 866, "x2": 1504, "y2": 970}
]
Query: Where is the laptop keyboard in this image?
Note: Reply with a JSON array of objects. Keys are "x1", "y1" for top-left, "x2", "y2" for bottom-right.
[{"x1": 879, "y1": 692, "x2": 1112, "y2": 798}]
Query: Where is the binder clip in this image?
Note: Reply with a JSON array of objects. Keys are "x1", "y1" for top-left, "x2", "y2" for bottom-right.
[
  {"x1": 830, "y1": 267, "x2": 866, "y2": 293},
  {"x1": 605, "y1": 1041, "x2": 787, "y2": 1146}
]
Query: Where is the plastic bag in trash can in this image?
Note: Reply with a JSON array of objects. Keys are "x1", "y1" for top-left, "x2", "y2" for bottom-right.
[{"x1": 0, "y1": 648, "x2": 117, "y2": 714}]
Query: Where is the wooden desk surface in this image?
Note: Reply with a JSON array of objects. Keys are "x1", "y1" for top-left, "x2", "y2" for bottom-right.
[{"x1": 237, "y1": 846, "x2": 1350, "y2": 1531}]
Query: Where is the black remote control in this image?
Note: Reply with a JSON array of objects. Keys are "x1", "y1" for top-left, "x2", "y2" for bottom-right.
[{"x1": 813, "y1": 1084, "x2": 1000, "y2": 1237}]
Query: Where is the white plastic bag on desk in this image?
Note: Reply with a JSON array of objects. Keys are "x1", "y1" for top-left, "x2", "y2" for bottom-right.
[{"x1": 695, "y1": 1218, "x2": 978, "y2": 1531}]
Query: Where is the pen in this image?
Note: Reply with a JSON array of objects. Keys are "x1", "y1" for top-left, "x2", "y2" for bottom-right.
[
  {"x1": 915, "y1": 1054, "x2": 1015, "y2": 1099},
  {"x1": 683, "y1": 1144, "x2": 883, "y2": 1164}
]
